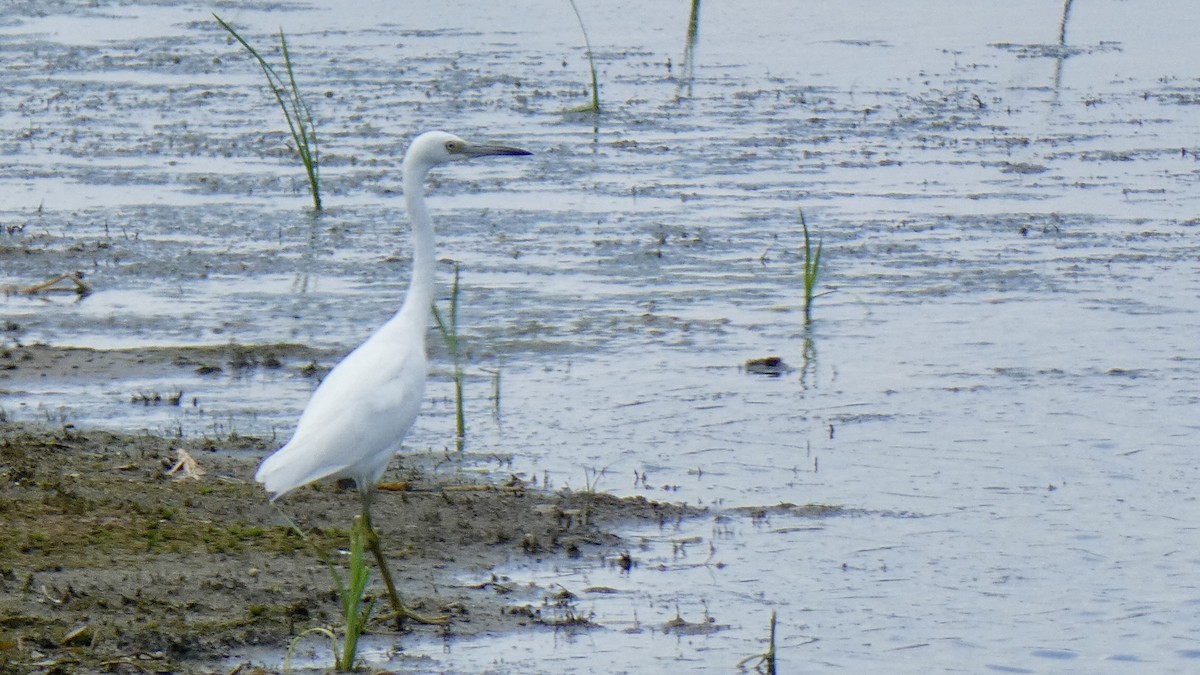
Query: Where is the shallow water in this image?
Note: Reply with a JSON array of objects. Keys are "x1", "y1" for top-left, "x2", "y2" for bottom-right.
[{"x1": 3, "y1": 0, "x2": 1200, "y2": 672}]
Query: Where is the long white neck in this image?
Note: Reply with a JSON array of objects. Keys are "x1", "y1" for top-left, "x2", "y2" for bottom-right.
[{"x1": 399, "y1": 158, "x2": 435, "y2": 321}]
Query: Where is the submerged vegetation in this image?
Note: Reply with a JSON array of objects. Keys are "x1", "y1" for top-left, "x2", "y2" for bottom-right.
[{"x1": 213, "y1": 14, "x2": 323, "y2": 211}]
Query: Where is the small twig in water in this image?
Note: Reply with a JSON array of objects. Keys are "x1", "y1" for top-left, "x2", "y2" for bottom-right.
[
  {"x1": 736, "y1": 609, "x2": 778, "y2": 673},
  {"x1": 4, "y1": 271, "x2": 92, "y2": 297}
]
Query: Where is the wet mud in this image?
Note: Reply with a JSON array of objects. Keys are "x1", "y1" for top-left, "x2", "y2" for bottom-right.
[
  {"x1": 1, "y1": 341, "x2": 328, "y2": 384},
  {"x1": 0, "y1": 421, "x2": 699, "y2": 673}
]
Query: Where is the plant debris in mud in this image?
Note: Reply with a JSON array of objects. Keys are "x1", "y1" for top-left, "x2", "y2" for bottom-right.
[{"x1": 0, "y1": 423, "x2": 700, "y2": 673}]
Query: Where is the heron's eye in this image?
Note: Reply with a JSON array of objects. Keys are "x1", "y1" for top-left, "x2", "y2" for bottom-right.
[{"x1": 445, "y1": 140, "x2": 459, "y2": 153}]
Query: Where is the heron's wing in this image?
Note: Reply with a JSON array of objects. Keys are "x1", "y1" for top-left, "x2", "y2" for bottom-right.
[{"x1": 256, "y1": 319, "x2": 428, "y2": 498}]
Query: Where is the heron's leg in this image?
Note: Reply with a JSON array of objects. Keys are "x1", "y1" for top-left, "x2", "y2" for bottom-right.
[{"x1": 359, "y1": 488, "x2": 450, "y2": 626}]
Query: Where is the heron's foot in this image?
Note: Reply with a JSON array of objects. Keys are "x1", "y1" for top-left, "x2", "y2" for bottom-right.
[
  {"x1": 381, "y1": 602, "x2": 451, "y2": 627},
  {"x1": 356, "y1": 513, "x2": 450, "y2": 627}
]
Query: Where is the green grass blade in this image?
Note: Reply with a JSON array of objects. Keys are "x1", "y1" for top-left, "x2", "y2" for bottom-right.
[
  {"x1": 447, "y1": 264, "x2": 464, "y2": 442},
  {"x1": 431, "y1": 304, "x2": 452, "y2": 349},
  {"x1": 278, "y1": 29, "x2": 321, "y2": 210},
  {"x1": 800, "y1": 209, "x2": 822, "y2": 318},
  {"x1": 339, "y1": 516, "x2": 373, "y2": 670},
  {"x1": 566, "y1": 0, "x2": 600, "y2": 113},
  {"x1": 213, "y1": 13, "x2": 322, "y2": 211},
  {"x1": 432, "y1": 263, "x2": 465, "y2": 446}
]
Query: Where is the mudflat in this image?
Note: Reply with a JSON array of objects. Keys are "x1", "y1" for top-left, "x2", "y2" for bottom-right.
[{"x1": 0, "y1": 417, "x2": 697, "y2": 673}]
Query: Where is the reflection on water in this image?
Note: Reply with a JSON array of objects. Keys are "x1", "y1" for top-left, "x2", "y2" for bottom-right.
[{"x1": 675, "y1": 0, "x2": 702, "y2": 100}]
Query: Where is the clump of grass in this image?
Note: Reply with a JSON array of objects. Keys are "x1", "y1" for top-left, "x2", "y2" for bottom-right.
[
  {"x1": 213, "y1": 13, "x2": 322, "y2": 211},
  {"x1": 799, "y1": 209, "x2": 822, "y2": 321},
  {"x1": 432, "y1": 261, "x2": 466, "y2": 449},
  {"x1": 282, "y1": 514, "x2": 375, "y2": 672},
  {"x1": 335, "y1": 515, "x2": 374, "y2": 669},
  {"x1": 565, "y1": 0, "x2": 600, "y2": 113}
]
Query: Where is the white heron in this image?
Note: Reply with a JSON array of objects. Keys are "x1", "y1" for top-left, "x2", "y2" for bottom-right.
[{"x1": 255, "y1": 130, "x2": 531, "y2": 625}]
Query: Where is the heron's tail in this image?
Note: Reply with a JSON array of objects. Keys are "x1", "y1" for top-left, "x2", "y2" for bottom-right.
[{"x1": 254, "y1": 441, "x2": 341, "y2": 501}]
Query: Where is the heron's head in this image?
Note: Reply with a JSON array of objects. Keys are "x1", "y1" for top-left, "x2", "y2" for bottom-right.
[{"x1": 405, "y1": 131, "x2": 531, "y2": 171}]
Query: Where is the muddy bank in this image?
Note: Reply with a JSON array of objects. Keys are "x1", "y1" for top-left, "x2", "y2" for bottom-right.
[
  {"x1": 0, "y1": 341, "x2": 332, "y2": 384},
  {"x1": 0, "y1": 423, "x2": 702, "y2": 673}
]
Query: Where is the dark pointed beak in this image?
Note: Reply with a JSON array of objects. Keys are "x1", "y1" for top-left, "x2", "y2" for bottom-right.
[{"x1": 461, "y1": 142, "x2": 532, "y2": 158}]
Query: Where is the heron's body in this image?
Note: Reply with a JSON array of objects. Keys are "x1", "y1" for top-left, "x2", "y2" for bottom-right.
[
  {"x1": 254, "y1": 298, "x2": 429, "y2": 497},
  {"x1": 255, "y1": 131, "x2": 529, "y2": 504}
]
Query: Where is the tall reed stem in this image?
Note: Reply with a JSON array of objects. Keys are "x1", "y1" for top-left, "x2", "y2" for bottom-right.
[{"x1": 432, "y1": 262, "x2": 466, "y2": 448}]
